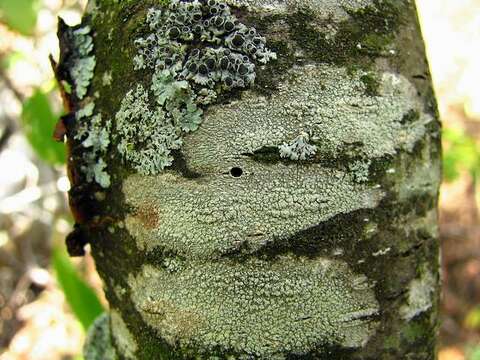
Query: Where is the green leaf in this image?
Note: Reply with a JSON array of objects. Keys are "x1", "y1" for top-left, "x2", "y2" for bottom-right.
[
  {"x1": 52, "y1": 246, "x2": 104, "y2": 330},
  {"x1": 465, "y1": 305, "x2": 480, "y2": 330},
  {"x1": 0, "y1": 51, "x2": 25, "y2": 70},
  {"x1": 0, "y1": 0, "x2": 39, "y2": 35},
  {"x1": 467, "y1": 345, "x2": 480, "y2": 360},
  {"x1": 21, "y1": 89, "x2": 66, "y2": 165},
  {"x1": 443, "y1": 127, "x2": 480, "y2": 182}
]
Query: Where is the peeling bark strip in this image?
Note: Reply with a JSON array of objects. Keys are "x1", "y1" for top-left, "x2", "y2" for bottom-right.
[{"x1": 57, "y1": 0, "x2": 440, "y2": 358}]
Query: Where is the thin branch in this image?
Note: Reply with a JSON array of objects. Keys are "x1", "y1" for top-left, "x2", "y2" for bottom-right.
[{"x1": 0, "y1": 65, "x2": 25, "y2": 103}]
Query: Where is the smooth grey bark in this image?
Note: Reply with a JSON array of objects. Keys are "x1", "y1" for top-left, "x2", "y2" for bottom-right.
[{"x1": 56, "y1": 0, "x2": 441, "y2": 359}]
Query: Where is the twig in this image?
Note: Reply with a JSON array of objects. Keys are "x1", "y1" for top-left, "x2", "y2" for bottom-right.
[
  {"x1": 0, "y1": 65, "x2": 25, "y2": 103},
  {"x1": 0, "y1": 116, "x2": 14, "y2": 151}
]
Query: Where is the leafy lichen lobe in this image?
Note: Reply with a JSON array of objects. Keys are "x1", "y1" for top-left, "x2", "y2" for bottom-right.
[{"x1": 113, "y1": 0, "x2": 276, "y2": 175}]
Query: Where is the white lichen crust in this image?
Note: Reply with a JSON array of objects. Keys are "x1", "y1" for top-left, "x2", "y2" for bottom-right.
[
  {"x1": 400, "y1": 266, "x2": 437, "y2": 321},
  {"x1": 181, "y1": 66, "x2": 431, "y2": 172},
  {"x1": 110, "y1": 309, "x2": 138, "y2": 360},
  {"x1": 124, "y1": 168, "x2": 384, "y2": 257},
  {"x1": 225, "y1": 0, "x2": 373, "y2": 20},
  {"x1": 129, "y1": 257, "x2": 378, "y2": 358},
  {"x1": 120, "y1": 59, "x2": 433, "y2": 355}
]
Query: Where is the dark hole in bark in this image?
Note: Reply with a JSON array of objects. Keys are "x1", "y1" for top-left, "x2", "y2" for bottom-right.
[{"x1": 230, "y1": 167, "x2": 243, "y2": 177}]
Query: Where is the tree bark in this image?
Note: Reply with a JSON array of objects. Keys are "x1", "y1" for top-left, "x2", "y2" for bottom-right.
[{"x1": 55, "y1": 0, "x2": 441, "y2": 359}]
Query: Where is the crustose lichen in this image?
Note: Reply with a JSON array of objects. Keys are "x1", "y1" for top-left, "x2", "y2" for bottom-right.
[{"x1": 114, "y1": 0, "x2": 276, "y2": 175}]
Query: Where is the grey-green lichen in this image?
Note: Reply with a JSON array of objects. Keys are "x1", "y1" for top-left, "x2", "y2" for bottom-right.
[
  {"x1": 119, "y1": 58, "x2": 434, "y2": 355},
  {"x1": 349, "y1": 159, "x2": 371, "y2": 183},
  {"x1": 67, "y1": 23, "x2": 112, "y2": 188},
  {"x1": 129, "y1": 256, "x2": 378, "y2": 358},
  {"x1": 76, "y1": 101, "x2": 95, "y2": 120},
  {"x1": 113, "y1": 0, "x2": 275, "y2": 175},
  {"x1": 110, "y1": 309, "x2": 138, "y2": 360},
  {"x1": 115, "y1": 83, "x2": 184, "y2": 174},
  {"x1": 102, "y1": 70, "x2": 113, "y2": 86},
  {"x1": 225, "y1": 0, "x2": 373, "y2": 18},
  {"x1": 70, "y1": 26, "x2": 96, "y2": 99},
  {"x1": 124, "y1": 169, "x2": 384, "y2": 257},
  {"x1": 75, "y1": 103, "x2": 112, "y2": 188},
  {"x1": 122, "y1": 64, "x2": 431, "y2": 257},
  {"x1": 400, "y1": 266, "x2": 437, "y2": 321},
  {"x1": 181, "y1": 65, "x2": 431, "y2": 176},
  {"x1": 278, "y1": 132, "x2": 317, "y2": 161},
  {"x1": 84, "y1": 313, "x2": 118, "y2": 360}
]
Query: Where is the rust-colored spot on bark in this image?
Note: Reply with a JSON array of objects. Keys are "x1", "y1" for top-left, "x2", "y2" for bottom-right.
[
  {"x1": 136, "y1": 204, "x2": 160, "y2": 229},
  {"x1": 52, "y1": 118, "x2": 67, "y2": 142}
]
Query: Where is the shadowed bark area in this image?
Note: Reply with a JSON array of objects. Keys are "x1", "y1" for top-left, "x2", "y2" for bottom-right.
[{"x1": 56, "y1": 0, "x2": 441, "y2": 359}]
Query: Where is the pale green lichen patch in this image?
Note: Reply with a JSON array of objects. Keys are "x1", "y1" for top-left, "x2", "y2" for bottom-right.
[
  {"x1": 181, "y1": 65, "x2": 431, "y2": 175},
  {"x1": 123, "y1": 168, "x2": 384, "y2": 258},
  {"x1": 225, "y1": 0, "x2": 373, "y2": 20},
  {"x1": 129, "y1": 256, "x2": 379, "y2": 357},
  {"x1": 102, "y1": 70, "x2": 113, "y2": 86},
  {"x1": 349, "y1": 159, "x2": 371, "y2": 183},
  {"x1": 122, "y1": 64, "x2": 430, "y2": 258},
  {"x1": 110, "y1": 309, "x2": 138, "y2": 360},
  {"x1": 400, "y1": 266, "x2": 437, "y2": 321},
  {"x1": 278, "y1": 132, "x2": 317, "y2": 161},
  {"x1": 115, "y1": 84, "x2": 183, "y2": 174},
  {"x1": 76, "y1": 101, "x2": 95, "y2": 120},
  {"x1": 113, "y1": 0, "x2": 275, "y2": 175},
  {"x1": 66, "y1": 23, "x2": 112, "y2": 188},
  {"x1": 75, "y1": 107, "x2": 112, "y2": 188},
  {"x1": 70, "y1": 26, "x2": 96, "y2": 99}
]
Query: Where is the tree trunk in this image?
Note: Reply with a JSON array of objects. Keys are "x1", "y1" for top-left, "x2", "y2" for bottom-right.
[{"x1": 54, "y1": 0, "x2": 441, "y2": 359}]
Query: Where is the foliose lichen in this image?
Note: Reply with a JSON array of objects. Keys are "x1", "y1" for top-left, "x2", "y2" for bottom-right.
[
  {"x1": 114, "y1": 0, "x2": 276, "y2": 175},
  {"x1": 76, "y1": 101, "x2": 95, "y2": 120},
  {"x1": 278, "y1": 132, "x2": 317, "y2": 161},
  {"x1": 115, "y1": 83, "x2": 184, "y2": 174},
  {"x1": 75, "y1": 103, "x2": 112, "y2": 188},
  {"x1": 70, "y1": 26, "x2": 96, "y2": 99},
  {"x1": 62, "y1": 21, "x2": 112, "y2": 189},
  {"x1": 348, "y1": 159, "x2": 371, "y2": 183}
]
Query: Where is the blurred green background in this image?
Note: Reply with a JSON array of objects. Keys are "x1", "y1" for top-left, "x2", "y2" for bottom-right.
[{"x1": 0, "y1": 0, "x2": 480, "y2": 359}]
